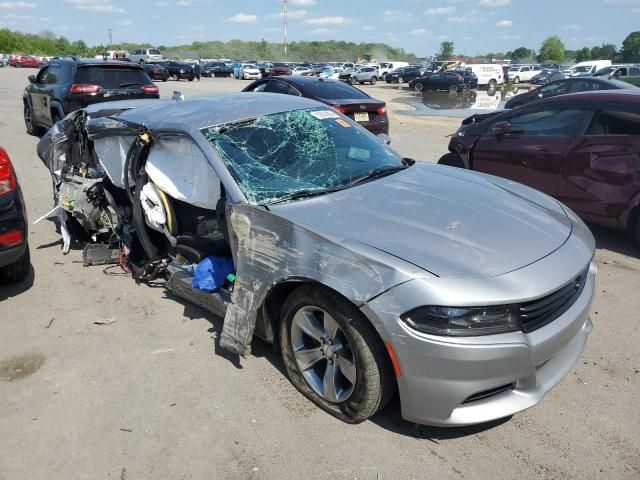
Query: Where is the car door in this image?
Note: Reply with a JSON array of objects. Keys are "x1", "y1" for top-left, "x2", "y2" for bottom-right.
[
  {"x1": 472, "y1": 106, "x2": 590, "y2": 197},
  {"x1": 29, "y1": 66, "x2": 50, "y2": 124},
  {"x1": 39, "y1": 64, "x2": 63, "y2": 126},
  {"x1": 559, "y1": 108, "x2": 640, "y2": 226},
  {"x1": 427, "y1": 73, "x2": 442, "y2": 89}
]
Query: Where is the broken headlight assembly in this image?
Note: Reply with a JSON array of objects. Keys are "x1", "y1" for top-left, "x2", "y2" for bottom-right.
[{"x1": 400, "y1": 305, "x2": 519, "y2": 337}]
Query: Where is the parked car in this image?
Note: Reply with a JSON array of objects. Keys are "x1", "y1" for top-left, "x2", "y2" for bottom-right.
[
  {"x1": 409, "y1": 71, "x2": 467, "y2": 92},
  {"x1": 319, "y1": 67, "x2": 341, "y2": 80},
  {"x1": 13, "y1": 55, "x2": 44, "y2": 68},
  {"x1": 270, "y1": 63, "x2": 293, "y2": 76},
  {"x1": 464, "y1": 64, "x2": 503, "y2": 87},
  {"x1": 201, "y1": 61, "x2": 234, "y2": 78},
  {"x1": 161, "y1": 61, "x2": 195, "y2": 81},
  {"x1": 379, "y1": 61, "x2": 409, "y2": 79},
  {"x1": 143, "y1": 63, "x2": 170, "y2": 82},
  {"x1": 23, "y1": 58, "x2": 159, "y2": 135},
  {"x1": 129, "y1": 48, "x2": 163, "y2": 64},
  {"x1": 350, "y1": 66, "x2": 379, "y2": 85},
  {"x1": 507, "y1": 65, "x2": 537, "y2": 84},
  {"x1": 504, "y1": 77, "x2": 635, "y2": 109},
  {"x1": 568, "y1": 60, "x2": 612, "y2": 77},
  {"x1": 242, "y1": 76, "x2": 389, "y2": 136},
  {"x1": 37, "y1": 93, "x2": 596, "y2": 427},
  {"x1": 385, "y1": 66, "x2": 422, "y2": 84},
  {"x1": 0, "y1": 147, "x2": 30, "y2": 283},
  {"x1": 292, "y1": 66, "x2": 313, "y2": 76},
  {"x1": 452, "y1": 69, "x2": 478, "y2": 89},
  {"x1": 439, "y1": 90, "x2": 640, "y2": 244},
  {"x1": 593, "y1": 65, "x2": 640, "y2": 87},
  {"x1": 338, "y1": 67, "x2": 358, "y2": 83},
  {"x1": 531, "y1": 69, "x2": 566, "y2": 85},
  {"x1": 239, "y1": 64, "x2": 261, "y2": 80}
]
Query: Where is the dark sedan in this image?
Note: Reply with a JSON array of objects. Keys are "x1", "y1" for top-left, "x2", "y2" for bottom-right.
[
  {"x1": 385, "y1": 66, "x2": 422, "y2": 84},
  {"x1": 438, "y1": 90, "x2": 640, "y2": 244},
  {"x1": 143, "y1": 63, "x2": 170, "y2": 81},
  {"x1": 0, "y1": 147, "x2": 29, "y2": 282},
  {"x1": 531, "y1": 69, "x2": 565, "y2": 85},
  {"x1": 161, "y1": 61, "x2": 195, "y2": 81},
  {"x1": 242, "y1": 76, "x2": 389, "y2": 135},
  {"x1": 202, "y1": 61, "x2": 234, "y2": 78},
  {"x1": 504, "y1": 77, "x2": 636, "y2": 108},
  {"x1": 409, "y1": 71, "x2": 467, "y2": 92}
]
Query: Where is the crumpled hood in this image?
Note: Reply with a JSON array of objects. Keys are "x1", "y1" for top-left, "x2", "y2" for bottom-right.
[{"x1": 271, "y1": 163, "x2": 572, "y2": 278}]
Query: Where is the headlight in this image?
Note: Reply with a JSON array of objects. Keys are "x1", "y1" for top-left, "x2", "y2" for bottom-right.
[{"x1": 400, "y1": 305, "x2": 519, "y2": 337}]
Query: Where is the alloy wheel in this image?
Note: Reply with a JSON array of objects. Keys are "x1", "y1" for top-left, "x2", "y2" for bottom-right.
[
  {"x1": 24, "y1": 105, "x2": 34, "y2": 134},
  {"x1": 290, "y1": 306, "x2": 357, "y2": 403}
]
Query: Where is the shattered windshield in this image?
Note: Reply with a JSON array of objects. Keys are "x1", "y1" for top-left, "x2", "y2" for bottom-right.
[{"x1": 201, "y1": 109, "x2": 402, "y2": 205}]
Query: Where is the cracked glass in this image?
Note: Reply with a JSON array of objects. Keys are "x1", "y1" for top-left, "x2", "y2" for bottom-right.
[{"x1": 201, "y1": 109, "x2": 402, "y2": 205}]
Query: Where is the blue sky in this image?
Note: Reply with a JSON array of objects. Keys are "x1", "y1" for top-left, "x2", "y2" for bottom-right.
[{"x1": 0, "y1": 0, "x2": 639, "y2": 56}]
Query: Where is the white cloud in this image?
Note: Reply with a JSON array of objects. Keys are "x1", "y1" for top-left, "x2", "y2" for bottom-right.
[
  {"x1": 303, "y1": 16, "x2": 346, "y2": 25},
  {"x1": 0, "y1": 2, "x2": 35, "y2": 8},
  {"x1": 310, "y1": 27, "x2": 330, "y2": 34},
  {"x1": 39, "y1": 16, "x2": 49, "y2": 22},
  {"x1": 409, "y1": 28, "x2": 431, "y2": 36},
  {"x1": 479, "y1": 0, "x2": 511, "y2": 5},
  {"x1": 360, "y1": 25, "x2": 374, "y2": 30},
  {"x1": 382, "y1": 9, "x2": 411, "y2": 21},
  {"x1": 495, "y1": 19, "x2": 512, "y2": 27},
  {"x1": 425, "y1": 7, "x2": 454, "y2": 15},
  {"x1": 64, "y1": 0, "x2": 125, "y2": 13},
  {"x1": 290, "y1": 0, "x2": 315, "y2": 5},
  {"x1": 228, "y1": 13, "x2": 257, "y2": 23},
  {"x1": 447, "y1": 15, "x2": 484, "y2": 24},
  {"x1": 268, "y1": 9, "x2": 306, "y2": 20}
]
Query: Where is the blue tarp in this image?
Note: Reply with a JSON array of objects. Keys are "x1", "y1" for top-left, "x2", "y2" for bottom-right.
[{"x1": 192, "y1": 256, "x2": 235, "y2": 293}]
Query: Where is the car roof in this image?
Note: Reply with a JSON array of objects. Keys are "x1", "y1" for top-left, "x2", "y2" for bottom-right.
[
  {"x1": 51, "y1": 57, "x2": 143, "y2": 68},
  {"x1": 116, "y1": 93, "x2": 326, "y2": 131},
  {"x1": 538, "y1": 89, "x2": 640, "y2": 104}
]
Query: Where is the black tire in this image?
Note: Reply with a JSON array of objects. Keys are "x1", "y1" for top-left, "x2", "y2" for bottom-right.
[
  {"x1": 162, "y1": 78, "x2": 167, "y2": 82},
  {"x1": 398, "y1": 76, "x2": 404, "y2": 83},
  {"x1": 514, "y1": 76, "x2": 520, "y2": 84},
  {"x1": 438, "y1": 152, "x2": 465, "y2": 168},
  {"x1": 24, "y1": 103, "x2": 43, "y2": 136},
  {"x1": 488, "y1": 79, "x2": 497, "y2": 88},
  {"x1": 188, "y1": 77, "x2": 194, "y2": 82},
  {"x1": 1, "y1": 245, "x2": 30, "y2": 283},
  {"x1": 370, "y1": 77, "x2": 377, "y2": 85},
  {"x1": 414, "y1": 82, "x2": 424, "y2": 92},
  {"x1": 279, "y1": 285, "x2": 395, "y2": 424},
  {"x1": 139, "y1": 60, "x2": 145, "y2": 65}
]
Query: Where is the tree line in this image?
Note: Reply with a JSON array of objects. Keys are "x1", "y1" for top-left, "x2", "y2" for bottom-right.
[{"x1": 437, "y1": 32, "x2": 640, "y2": 64}]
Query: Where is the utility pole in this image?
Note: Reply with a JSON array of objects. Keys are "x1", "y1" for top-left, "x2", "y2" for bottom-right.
[
  {"x1": 108, "y1": 28, "x2": 112, "y2": 46},
  {"x1": 283, "y1": 0, "x2": 288, "y2": 58}
]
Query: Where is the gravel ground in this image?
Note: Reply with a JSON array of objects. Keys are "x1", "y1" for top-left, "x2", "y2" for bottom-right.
[{"x1": 0, "y1": 68, "x2": 639, "y2": 480}]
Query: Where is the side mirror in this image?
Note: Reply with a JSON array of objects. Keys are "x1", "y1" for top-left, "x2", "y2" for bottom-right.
[
  {"x1": 28, "y1": 74, "x2": 36, "y2": 84},
  {"x1": 492, "y1": 121, "x2": 512, "y2": 136}
]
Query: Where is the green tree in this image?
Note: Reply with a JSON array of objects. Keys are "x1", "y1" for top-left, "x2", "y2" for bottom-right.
[
  {"x1": 621, "y1": 31, "x2": 640, "y2": 62},
  {"x1": 595, "y1": 43, "x2": 616, "y2": 59},
  {"x1": 537, "y1": 35, "x2": 565, "y2": 63},
  {"x1": 511, "y1": 47, "x2": 533, "y2": 61},
  {"x1": 438, "y1": 41, "x2": 454, "y2": 60},
  {"x1": 575, "y1": 47, "x2": 591, "y2": 62}
]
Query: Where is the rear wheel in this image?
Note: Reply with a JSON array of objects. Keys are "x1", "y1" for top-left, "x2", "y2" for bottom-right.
[
  {"x1": 279, "y1": 285, "x2": 395, "y2": 424},
  {"x1": 414, "y1": 82, "x2": 424, "y2": 92},
  {"x1": 398, "y1": 76, "x2": 404, "y2": 83},
  {"x1": 1, "y1": 245, "x2": 30, "y2": 283},
  {"x1": 370, "y1": 77, "x2": 377, "y2": 85},
  {"x1": 449, "y1": 84, "x2": 458, "y2": 92},
  {"x1": 513, "y1": 76, "x2": 520, "y2": 84},
  {"x1": 24, "y1": 103, "x2": 43, "y2": 136},
  {"x1": 438, "y1": 152, "x2": 465, "y2": 168},
  {"x1": 173, "y1": 73, "x2": 179, "y2": 81},
  {"x1": 488, "y1": 79, "x2": 497, "y2": 88}
]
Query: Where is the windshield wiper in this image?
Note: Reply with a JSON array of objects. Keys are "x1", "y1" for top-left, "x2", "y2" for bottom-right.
[
  {"x1": 346, "y1": 165, "x2": 408, "y2": 188},
  {"x1": 264, "y1": 186, "x2": 344, "y2": 206}
]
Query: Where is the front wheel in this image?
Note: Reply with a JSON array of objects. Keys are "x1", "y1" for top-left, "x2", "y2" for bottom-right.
[
  {"x1": 438, "y1": 152, "x2": 465, "y2": 168},
  {"x1": 370, "y1": 77, "x2": 377, "y2": 85},
  {"x1": 488, "y1": 79, "x2": 497, "y2": 88},
  {"x1": 513, "y1": 76, "x2": 520, "y2": 84},
  {"x1": 172, "y1": 73, "x2": 179, "y2": 81},
  {"x1": 414, "y1": 82, "x2": 424, "y2": 92},
  {"x1": 398, "y1": 76, "x2": 404, "y2": 83},
  {"x1": 279, "y1": 285, "x2": 395, "y2": 424}
]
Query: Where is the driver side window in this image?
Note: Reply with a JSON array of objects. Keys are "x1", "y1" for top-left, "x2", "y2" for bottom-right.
[
  {"x1": 35, "y1": 66, "x2": 49, "y2": 84},
  {"x1": 504, "y1": 108, "x2": 586, "y2": 137}
]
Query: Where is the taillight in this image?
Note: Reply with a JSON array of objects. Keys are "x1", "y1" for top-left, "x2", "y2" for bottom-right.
[
  {"x1": 0, "y1": 147, "x2": 17, "y2": 195},
  {"x1": 142, "y1": 84, "x2": 159, "y2": 94},
  {"x1": 332, "y1": 105, "x2": 347, "y2": 115},
  {"x1": 0, "y1": 229, "x2": 23, "y2": 247},
  {"x1": 377, "y1": 104, "x2": 387, "y2": 116},
  {"x1": 69, "y1": 84, "x2": 101, "y2": 94}
]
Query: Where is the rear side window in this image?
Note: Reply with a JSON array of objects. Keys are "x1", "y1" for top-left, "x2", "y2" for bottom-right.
[
  {"x1": 265, "y1": 80, "x2": 299, "y2": 96},
  {"x1": 74, "y1": 67, "x2": 151, "y2": 88},
  {"x1": 45, "y1": 65, "x2": 62, "y2": 83},
  {"x1": 302, "y1": 81, "x2": 368, "y2": 99},
  {"x1": 587, "y1": 111, "x2": 640, "y2": 135},
  {"x1": 630, "y1": 67, "x2": 640, "y2": 75},
  {"x1": 148, "y1": 49, "x2": 161, "y2": 55},
  {"x1": 507, "y1": 109, "x2": 585, "y2": 137}
]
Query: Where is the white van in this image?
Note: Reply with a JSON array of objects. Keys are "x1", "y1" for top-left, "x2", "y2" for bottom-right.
[
  {"x1": 380, "y1": 61, "x2": 409, "y2": 78},
  {"x1": 129, "y1": 48, "x2": 163, "y2": 64},
  {"x1": 569, "y1": 60, "x2": 612, "y2": 77},
  {"x1": 465, "y1": 64, "x2": 504, "y2": 87}
]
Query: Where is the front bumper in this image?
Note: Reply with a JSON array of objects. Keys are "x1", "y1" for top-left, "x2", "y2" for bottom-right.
[
  {"x1": 361, "y1": 226, "x2": 596, "y2": 426},
  {"x1": 243, "y1": 72, "x2": 261, "y2": 79}
]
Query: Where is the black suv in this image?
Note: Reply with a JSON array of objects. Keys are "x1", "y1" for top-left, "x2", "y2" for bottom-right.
[
  {"x1": 23, "y1": 57, "x2": 159, "y2": 135},
  {"x1": 161, "y1": 61, "x2": 196, "y2": 81}
]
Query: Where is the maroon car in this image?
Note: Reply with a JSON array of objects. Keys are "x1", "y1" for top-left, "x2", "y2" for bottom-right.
[
  {"x1": 439, "y1": 90, "x2": 640, "y2": 244},
  {"x1": 270, "y1": 63, "x2": 293, "y2": 76},
  {"x1": 242, "y1": 76, "x2": 389, "y2": 136},
  {"x1": 13, "y1": 55, "x2": 44, "y2": 68}
]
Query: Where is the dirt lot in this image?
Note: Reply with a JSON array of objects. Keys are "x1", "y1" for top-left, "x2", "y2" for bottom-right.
[{"x1": 0, "y1": 67, "x2": 639, "y2": 480}]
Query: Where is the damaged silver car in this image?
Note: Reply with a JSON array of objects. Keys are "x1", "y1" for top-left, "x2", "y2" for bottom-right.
[{"x1": 37, "y1": 93, "x2": 597, "y2": 427}]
